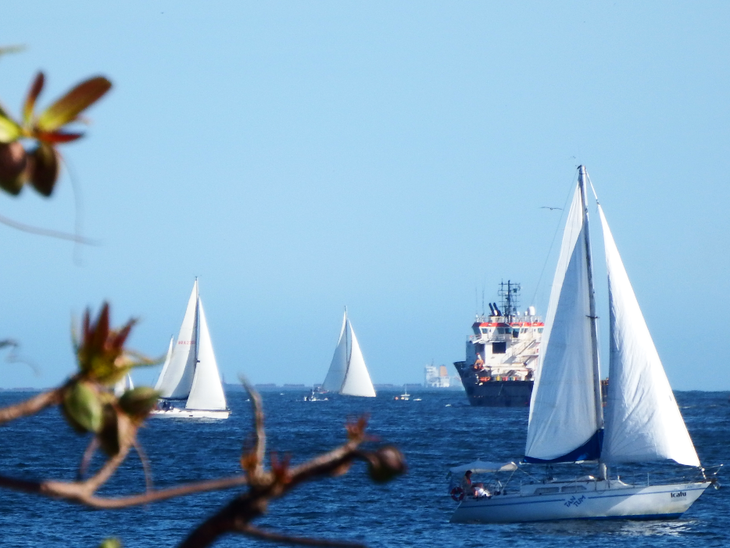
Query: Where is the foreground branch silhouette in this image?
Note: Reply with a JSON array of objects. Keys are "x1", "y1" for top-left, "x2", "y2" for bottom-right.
[{"x1": 0, "y1": 305, "x2": 406, "y2": 547}]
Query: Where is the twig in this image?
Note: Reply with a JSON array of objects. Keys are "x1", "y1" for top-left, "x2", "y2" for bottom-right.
[
  {"x1": 0, "y1": 386, "x2": 65, "y2": 424},
  {"x1": 0, "y1": 473, "x2": 249, "y2": 509},
  {"x1": 0, "y1": 211, "x2": 99, "y2": 245}
]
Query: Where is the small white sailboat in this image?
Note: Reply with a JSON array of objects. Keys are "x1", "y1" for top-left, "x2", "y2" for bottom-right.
[
  {"x1": 394, "y1": 384, "x2": 410, "y2": 401},
  {"x1": 151, "y1": 279, "x2": 230, "y2": 419},
  {"x1": 321, "y1": 309, "x2": 376, "y2": 398},
  {"x1": 113, "y1": 373, "x2": 134, "y2": 397},
  {"x1": 450, "y1": 166, "x2": 718, "y2": 523}
]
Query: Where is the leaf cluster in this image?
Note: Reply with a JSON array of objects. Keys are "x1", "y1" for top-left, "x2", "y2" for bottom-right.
[{"x1": 0, "y1": 71, "x2": 111, "y2": 196}]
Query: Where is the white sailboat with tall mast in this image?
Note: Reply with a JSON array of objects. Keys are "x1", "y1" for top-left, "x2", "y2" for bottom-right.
[
  {"x1": 151, "y1": 279, "x2": 230, "y2": 419},
  {"x1": 321, "y1": 309, "x2": 376, "y2": 398},
  {"x1": 450, "y1": 166, "x2": 718, "y2": 523}
]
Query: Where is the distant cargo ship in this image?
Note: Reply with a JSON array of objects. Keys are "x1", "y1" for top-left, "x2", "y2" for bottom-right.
[{"x1": 453, "y1": 281, "x2": 542, "y2": 407}]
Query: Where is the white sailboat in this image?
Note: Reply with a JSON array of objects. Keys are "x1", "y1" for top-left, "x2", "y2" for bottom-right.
[
  {"x1": 321, "y1": 309, "x2": 376, "y2": 398},
  {"x1": 451, "y1": 166, "x2": 717, "y2": 523},
  {"x1": 151, "y1": 279, "x2": 230, "y2": 419},
  {"x1": 113, "y1": 373, "x2": 134, "y2": 397}
]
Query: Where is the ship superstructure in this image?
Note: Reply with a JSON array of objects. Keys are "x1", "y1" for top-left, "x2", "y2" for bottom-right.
[{"x1": 453, "y1": 281, "x2": 543, "y2": 406}]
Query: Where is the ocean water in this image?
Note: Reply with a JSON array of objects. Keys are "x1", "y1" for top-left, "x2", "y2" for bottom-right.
[{"x1": 0, "y1": 389, "x2": 728, "y2": 547}]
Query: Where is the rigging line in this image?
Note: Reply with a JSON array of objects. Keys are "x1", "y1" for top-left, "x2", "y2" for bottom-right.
[{"x1": 529, "y1": 167, "x2": 580, "y2": 307}]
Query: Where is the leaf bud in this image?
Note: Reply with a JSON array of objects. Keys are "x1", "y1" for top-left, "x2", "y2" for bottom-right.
[{"x1": 63, "y1": 381, "x2": 103, "y2": 433}]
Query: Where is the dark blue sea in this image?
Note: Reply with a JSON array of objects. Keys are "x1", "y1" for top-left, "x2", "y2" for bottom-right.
[{"x1": 0, "y1": 389, "x2": 728, "y2": 547}]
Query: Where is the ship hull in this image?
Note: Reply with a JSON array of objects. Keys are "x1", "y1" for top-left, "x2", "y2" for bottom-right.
[
  {"x1": 450, "y1": 480, "x2": 710, "y2": 523},
  {"x1": 454, "y1": 361, "x2": 532, "y2": 407},
  {"x1": 150, "y1": 408, "x2": 230, "y2": 419}
]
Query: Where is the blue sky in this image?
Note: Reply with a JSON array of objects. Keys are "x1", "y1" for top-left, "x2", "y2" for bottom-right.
[{"x1": 2, "y1": 1, "x2": 729, "y2": 391}]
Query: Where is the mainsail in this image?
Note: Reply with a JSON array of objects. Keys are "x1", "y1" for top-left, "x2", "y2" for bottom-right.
[
  {"x1": 599, "y1": 205, "x2": 699, "y2": 466},
  {"x1": 185, "y1": 300, "x2": 228, "y2": 411},
  {"x1": 322, "y1": 310, "x2": 376, "y2": 397}
]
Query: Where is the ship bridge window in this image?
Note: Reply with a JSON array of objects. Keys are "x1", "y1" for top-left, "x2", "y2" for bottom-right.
[
  {"x1": 512, "y1": 329, "x2": 520, "y2": 338},
  {"x1": 497, "y1": 327, "x2": 507, "y2": 335},
  {"x1": 538, "y1": 328, "x2": 544, "y2": 333},
  {"x1": 480, "y1": 327, "x2": 489, "y2": 335},
  {"x1": 492, "y1": 342, "x2": 506, "y2": 354}
]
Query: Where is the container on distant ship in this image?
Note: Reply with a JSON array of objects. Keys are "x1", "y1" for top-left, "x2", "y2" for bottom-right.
[{"x1": 453, "y1": 281, "x2": 542, "y2": 407}]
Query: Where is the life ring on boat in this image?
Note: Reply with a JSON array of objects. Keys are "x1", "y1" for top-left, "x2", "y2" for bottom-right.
[{"x1": 450, "y1": 487, "x2": 465, "y2": 501}]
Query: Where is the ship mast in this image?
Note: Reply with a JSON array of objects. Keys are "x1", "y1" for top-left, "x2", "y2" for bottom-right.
[{"x1": 498, "y1": 280, "x2": 521, "y2": 320}]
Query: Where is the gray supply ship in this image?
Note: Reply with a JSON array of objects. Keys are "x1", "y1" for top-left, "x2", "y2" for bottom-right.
[{"x1": 454, "y1": 281, "x2": 542, "y2": 406}]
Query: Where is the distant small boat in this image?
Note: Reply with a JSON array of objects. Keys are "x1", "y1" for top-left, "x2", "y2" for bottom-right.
[
  {"x1": 304, "y1": 388, "x2": 329, "y2": 402},
  {"x1": 151, "y1": 279, "x2": 230, "y2": 419},
  {"x1": 321, "y1": 308, "x2": 376, "y2": 397},
  {"x1": 394, "y1": 385, "x2": 410, "y2": 401}
]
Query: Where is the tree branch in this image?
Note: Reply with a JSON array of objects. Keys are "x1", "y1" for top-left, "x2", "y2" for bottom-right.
[
  {"x1": 0, "y1": 472, "x2": 249, "y2": 509},
  {"x1": 0, "y1": 386, "x2": 65, "y2": 424}
]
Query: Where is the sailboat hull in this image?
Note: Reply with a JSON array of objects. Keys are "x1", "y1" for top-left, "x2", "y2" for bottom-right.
[
  {"x1": 150, "y1": 408, "x2": 230, "y2": 420},
  {"x1": 450, "y1": 480, "x2": 710, "y2": 523}
]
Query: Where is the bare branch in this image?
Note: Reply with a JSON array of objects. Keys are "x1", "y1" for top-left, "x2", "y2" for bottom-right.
[
  {"x1": 132, "y1": 437, "x2": 154, "y2": 495},
  {"x1": 0, "y1": 211, "x2": 99, "y2": 244},
  {"x1": 240, "y1": 376, "x2": 267, "y2": 483},
  {"x1": 0, "y1": 386, "x2": 65, "y2": 424},
  {"x1": 0, "y1": 472, "x2": 249, "y2": 509}
]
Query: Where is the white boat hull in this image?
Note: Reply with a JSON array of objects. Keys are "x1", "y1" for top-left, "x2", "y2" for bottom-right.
[
  {"x1": 150, "y1": 408, "x2": 230, "y2": 420},
  {"x1": 450, "y1": 480, "x2": 710, "y2": 523}
]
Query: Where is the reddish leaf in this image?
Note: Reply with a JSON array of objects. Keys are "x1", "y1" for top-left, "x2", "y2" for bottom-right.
[
  {"x1": 27, "y1": 143, "x2": 60, "y2": 197},
  {"x1": 23, "y1": 72, "x2": 45, "y2": 126},
  {"x1": 34, "y1": 130, "x2": 84, "y2": 144},
  {"x1": 36, "y1": 76, "x2": 112, "y2": 132}
]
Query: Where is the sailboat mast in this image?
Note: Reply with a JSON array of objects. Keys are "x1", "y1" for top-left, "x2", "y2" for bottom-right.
[
  {"x1": 194, "y1": 278, "x2": 200, "y2": 365},
  {"x1": 577, "y1": 166, "x2": 604, "y2": 432},
  {"x1": 343, "y1": 307, "x2": 351, "y2": 391}
]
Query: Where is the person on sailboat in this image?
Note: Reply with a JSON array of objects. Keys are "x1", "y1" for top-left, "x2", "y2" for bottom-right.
[
  {"x1": 460, "y1": 470, "x2": 473, "y2": 494},
  {"x1": 473, "y1": 483, "x2": 491, "y2": 499}
]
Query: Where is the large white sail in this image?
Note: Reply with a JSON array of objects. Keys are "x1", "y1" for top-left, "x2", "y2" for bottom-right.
[
  {"x1": 599, "y1": 206, "x2": 699, "y2": 466},
  {"x1": 321, "y1": 310, "x2": 376, "y2": 397},
  {"x1": 339, "y1": 320, "x2": 376, "y2": 397},
  {"x1": 185, "y1": 300, "x2": 228, "y2": 411},
  {"x1": 525, "y1": 184, "x2": 602, "y2": 463},
  {"x1": 322, "y1": 312, "x2": 349, "y2": 393},
  {"x1": 155, "y1": 282, "x2": 199, "y2": 399}
]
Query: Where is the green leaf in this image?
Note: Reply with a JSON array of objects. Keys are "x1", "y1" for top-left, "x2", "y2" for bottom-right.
[
  {"x1": 0, "y1": 114, "x2": 21, "y2": 143},
  {"x1": 23, "y1": 72, "x2": 44, "y2": 126},
  {"x1": 63, "y1": 381, "x2": 103, "y2": 433},
  {"x1": 36, "y1": 76, "x2": 111, "y2": 132}
]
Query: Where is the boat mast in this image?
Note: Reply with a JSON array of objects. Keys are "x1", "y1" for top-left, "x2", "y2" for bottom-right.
[
  {"x1": 343, "y1": 306, "x2": 351, "y2": 391},
  {"x1": 577, "y1": 166, "x2": 605, "y2": 471}
]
